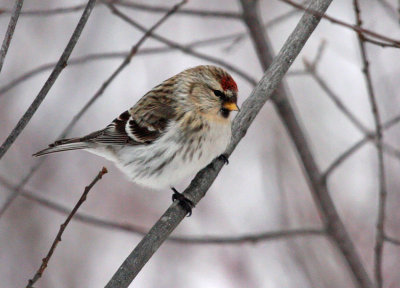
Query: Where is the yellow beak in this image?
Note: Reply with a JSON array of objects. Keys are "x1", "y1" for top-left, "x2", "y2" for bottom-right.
[{"x1": 222, "y1": 102, "x2": 240, "y2": 111}]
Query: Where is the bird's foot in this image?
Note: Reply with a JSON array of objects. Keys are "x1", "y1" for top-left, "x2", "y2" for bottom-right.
[
  {"x1": 218, "y1": 154, "x2": 229, "y2": 165},
  {"x1": 171, "y1": 187, "x2": 195, "y2": 217}
]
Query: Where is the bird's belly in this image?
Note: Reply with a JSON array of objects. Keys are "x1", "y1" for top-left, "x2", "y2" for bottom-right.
[{"x1": 116, "y1": 122, "x2": 231, "y2": 190}]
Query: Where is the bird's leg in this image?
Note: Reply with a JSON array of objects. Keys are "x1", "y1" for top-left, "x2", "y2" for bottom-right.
[
  {"x1": 171, "y1": 187, "x2": 195, "y2": 217},
  {"x1": 218, "y1": 153, "x2": 229, "y2": 165}
]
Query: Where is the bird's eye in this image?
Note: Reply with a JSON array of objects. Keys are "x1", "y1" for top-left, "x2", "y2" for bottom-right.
[{"x1": 213, "y1": 90, "x2": 225, "y2": 98}]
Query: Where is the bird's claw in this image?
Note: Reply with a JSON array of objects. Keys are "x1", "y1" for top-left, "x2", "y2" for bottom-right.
[
  {"x1": 171, "y1": 187, "x2": 195, "y2": 217},
  {"x1": 218, "y1": 154, "x2": 229, "y2": 165}
]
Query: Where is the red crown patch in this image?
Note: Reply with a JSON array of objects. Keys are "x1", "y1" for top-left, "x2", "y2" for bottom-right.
[{"x1": 221, "y1": 75, "x2": 238, "y2": 92}]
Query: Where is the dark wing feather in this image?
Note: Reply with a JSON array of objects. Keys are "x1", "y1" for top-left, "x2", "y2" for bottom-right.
[{"x1": 85, "y1": 87, "x2": 178, "y2": 146}]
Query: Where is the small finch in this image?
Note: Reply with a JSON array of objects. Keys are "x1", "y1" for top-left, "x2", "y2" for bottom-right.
[{"x1": 34, "y1": 65, "x2": 239, "y2": 214}]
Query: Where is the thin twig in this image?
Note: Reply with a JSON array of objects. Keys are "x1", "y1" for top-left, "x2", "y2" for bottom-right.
[
  {"x1": 0, "y1": 0, "x2": 241, "y2": 19},
  {"x1": 353, "y1": 1, "x2": 387, "y2": 287},
  {"x1": 324, "y1": 114, "x2": 400, "y2": 178},
  {"x1": 0, "y1": 174, "x2": 325, "y2": 244},
  {"x1": 104, "y1": 0, "x2": 241, "y2": 19},
  {"x1": 304, "y1": 61, "x2": 370, "y2": 134},
  {"x1": 25, "y1": 167, "x2": 108, "y2": 288},
  {"x1": 0, "y1": 0, "x2": 187, "y2": 219},
  {"x1": 279, "y1": 0, "x2": 400, "y2": 48},
  {"x1": 0, "y1": 0, "x2": 24, "y2": 74},
  {"x1": 240, "y1": 0, "x2": 373, "y2": 287},
  {"x1": 0, "y1": 0, "x2": 97, "y2": 161},
  {"x1": 384, "y1": 235, "x2": 400, "y2": 246},
  {"x1": 0, "y1": 9, "x2": 296, "y2": 95},
  {"x1": 106, "y1": 4, "x2": 258, "y2": 86},
  {"x1": 105, "y1": 0, "x2": 335, "y2": 286}
]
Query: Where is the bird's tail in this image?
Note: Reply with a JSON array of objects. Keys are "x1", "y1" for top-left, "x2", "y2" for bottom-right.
[{"x1": 33, "y1": 137, "x2": 90, "y2": 157}]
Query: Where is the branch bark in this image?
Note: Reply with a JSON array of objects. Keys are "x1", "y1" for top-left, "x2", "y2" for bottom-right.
[
  {"x1": 239, "y1": 0, "x2": 373, "y2": 287},
  {"x1": 105, "y1": 0, "x2": 337, "y2": 287},
  {"x1": 0, "y1": 0, "x2": 24, "y2": 74},
  {"x1": 0, "y1": 0, "x2": 97, "y2": 161}
]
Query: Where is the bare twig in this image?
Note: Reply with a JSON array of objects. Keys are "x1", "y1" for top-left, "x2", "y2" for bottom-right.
[
  {"x1": 25, "y1": 167, "x2": 108, "y2": 288},
  {"x1": 0, "y1": 0, "x2": 97, "y2": 161},
  {"x1": 279, "y1": 0, "x2": 400, "y2": 48},
  {"x1": 239, "y1": 0, "x2": 373, "y2": 287},
  {"x1": 0, "y1": 174, "x2": 325, "y2": 244},
  {"x1": 0, "y1": 9, "x2": 299, "y2": 95},
  {"x1": 353, "y1": 1, "x2": 387, "y2": 287},
  {"x1": 304, "y1": 61, "x2": 370, "y2": 134},
  {"x1": 104, "y1": 0, "x2": 241, "y2": 19},
  {"x1": 0, "y1": 161, "x2": 40, "y2": 217},
  {"x1": 105, "y1": 0, "x2": 335, "y2": 286},
  {"x1": 0, "y1": 0, "x2": 187, "y2": 219},
  {"x1": 385, "y1": 235, "x2": 400, "y2": 246},
  {"x1": 106, "y1": 4, "x2": 258, "y2": 86},
  {"x1": 324, "y1": 114, "x2": 400, "y2": 178},
  {"x1": 0, "y1": 0, "x2": 24, "y2": 74},
  {"x1": 0, "y1": 0, "x2": 241, "y2": 19}
]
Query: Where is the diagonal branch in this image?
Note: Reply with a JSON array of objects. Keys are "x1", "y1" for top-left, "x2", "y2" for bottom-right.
[
  {"x1": 0, "y1": 0, "x2": 97, "y2": 161},
  {"x1": 105, "y1": 0, "x2": 336, "y2": 287},
  {"x1": 279, "y1": 0, "x2": 400, "y2": 48},
  {"x1": 0, "y1": 0, "x2": 24, "y2": 74},
  {"x1": 353, "y1": 1, "x2": 387, "y2": 287},
  {"x1": 239, "y1": 0, "x2": 374, "y2": 287},
  {"x1": 25, "y1": 167, "x2": 108, "y2": 288}
]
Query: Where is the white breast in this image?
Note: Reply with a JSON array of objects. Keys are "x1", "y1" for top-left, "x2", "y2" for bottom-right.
[{"x1": 114, "y1": 119, "x2": 232, "y2": 190}]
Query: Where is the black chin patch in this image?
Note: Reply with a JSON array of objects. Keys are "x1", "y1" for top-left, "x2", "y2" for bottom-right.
[{"x1": 220, "y1": 108, "x2": 230, "y2": 118}]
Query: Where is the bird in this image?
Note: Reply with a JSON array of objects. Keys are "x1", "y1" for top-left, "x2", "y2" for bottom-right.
[{"x1": 33, "y1": 65, "x2": 239, "y2": 215}]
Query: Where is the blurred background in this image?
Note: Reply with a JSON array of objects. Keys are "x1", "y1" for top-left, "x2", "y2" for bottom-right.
[{"x1": 0, "y1": 0, "x2": 399, "y2": 287}]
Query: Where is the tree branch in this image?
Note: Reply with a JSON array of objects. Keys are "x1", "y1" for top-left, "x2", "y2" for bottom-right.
[
  {"x1": 279, "y1": 0, "x2": 400, "y2": 48},
  {"x1": 0, "y1": 0, "x2": 24, "y2": 74},
  {"x1": 0, "y1": 0, "x2": 97, "y2": 161},
  {"x1": 105, "y1": 0, "x2": 336, "y2": 287},
  {"x1": 239, "y1": 0, "x2": 374, "y2": 287},
  {"x1": 353, "y1": 1, "x2": 387, "y2": 287},
  {"x1": 25, "y1": 167, "x2": 108, "y2": 288},
  {"x1": 0, "y1": 0, "x2": 241, "y2": 19}
]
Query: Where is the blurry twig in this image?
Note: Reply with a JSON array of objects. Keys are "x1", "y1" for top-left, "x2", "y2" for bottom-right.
[
  {"x1": 0, "y1": 0, "x2": 97, "y2": 161},
  {"x1": 223, "y1": 8, "x2": 300, "y2": 52},
  {"x1": 106, "y1": 4, "x2": 258, "y2": 86},
  {"x1": 105, "y1": 0, "x2": 334, "y2": 287},
  {"x1": 0, "y1": 0, "x2": 24, "y2": 74},
  {"x1": 324, "y1": 114, "x2": 400, "y2": 178},
  {"x1": 25, "y1": 167, "x2": 108, "y2": 288},
  {"x1": 279, "y1": 0, "x2": 400, "y2": 48},
  {"x1": 353, "y1": 1, "x2": 387, "y2": 287},
  {"x1": 0, "y1": 0, "x2": 241, "y2": 19},
  {"x1": 239, "y1": 0, "x2": 373, "y2": 287},
  {"x1": 385, "y1": 235, "x2": 400, "y2": 246},
  {"x1": 0, "y1": 175, "x2": 325, "y2": 244},
  {"x1": 0, "y1": 7, "x2": 299, "y2": 95},
  {"x1": 0, "y1": 0, "x2": 186, "y2": 219},
  {"x1": 104, "y1": 0, "x2": 241, "y2": 19},
  {"x1": 375, "y1": 0, "x2": 399, "y2": 22},
  {"x1": 0, "y1": 32, "x2": 251, "y2": 95}
]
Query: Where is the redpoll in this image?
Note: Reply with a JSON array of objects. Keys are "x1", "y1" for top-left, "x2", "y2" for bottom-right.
[{"x1": 34, "y1": 65, "x2": 239, "y2": 214}]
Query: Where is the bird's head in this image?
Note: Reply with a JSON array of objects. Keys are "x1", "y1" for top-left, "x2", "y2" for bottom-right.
[{"x1": 180, "y1": 65, "x2": 239, "y2": 120}]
